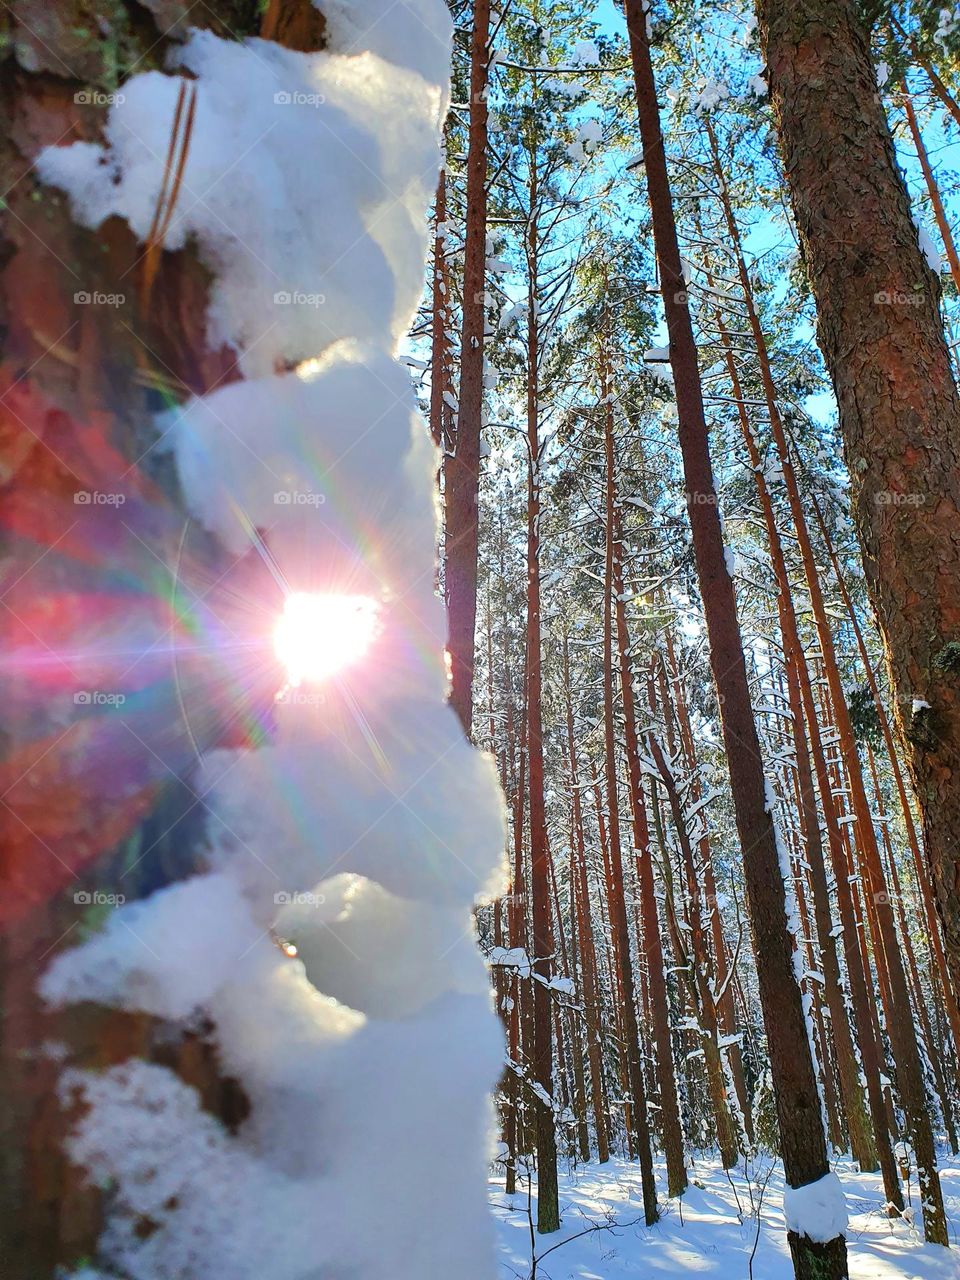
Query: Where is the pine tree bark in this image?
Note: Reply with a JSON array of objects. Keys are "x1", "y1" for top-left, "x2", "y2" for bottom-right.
[
  {"x1": 600, "y1": 370, "x2": 659, "y2": 1223},
  {"x1": 444, "y1": 0, "x2": 490, "y2": 735},
  {"x1": 711, "y1": 303, "x2": 881, "y2": 1176},
  {"x1": 606, "y1": 404, "x2": 687, "y2": 1198},
  {"x1": 708, "y1": 113, "x2": 943, "y2": 1238},
  {"x1": 759, "y1": 0, "x2": 960, "y2": 1075},
  {"x1": 623, "y1": 6, "x2": 848, "y2": 1274},
  {"x1": 563, "y1": 632, "x2": 610, "y2": 1163},
  {"x1": 0, "y1": 4, "x2": 306, "y2": 1274},
  {"x1": 524, "y1": 193, "x2": 559, "y2": 1232}
]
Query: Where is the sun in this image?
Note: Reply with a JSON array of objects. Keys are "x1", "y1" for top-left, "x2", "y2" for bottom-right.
[{"x1": 274, "y1": 592, "x2": 379, "y2": 686}]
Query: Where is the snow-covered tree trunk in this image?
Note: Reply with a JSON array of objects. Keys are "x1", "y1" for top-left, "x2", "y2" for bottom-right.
[{"x1": 1, "y1": 2, "x2": 507, "y2": 1276}]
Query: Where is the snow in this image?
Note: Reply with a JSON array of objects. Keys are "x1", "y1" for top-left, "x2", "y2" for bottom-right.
[
  {"x1": 914, "y1": 216, "x2": 944, "y2": 275},
  {"x1": 37, "y1": 5, "x2": 509, "y2": 1277},
  {"x1": 40, "y1": 872, "x2": 260, "y2": 1020},
  {"x1": 783, "y1": 1170, "x2": 849, "y2": 1243},
  {"x1": 748, "y1": 73, "x2": 768, "y2": 98},
  {"x1": 567, "y1": 117, "x2": 603, "y2": 163},
  {"x1": 570, "y1": 38, "x2": 601, "y2": 66},
  {"x1": 493, "y1": 1154, "x2": 960, "y2": 1277},
  {"x1": 692, "y1": 78, "x2": 730, "y2": 113},
  {"x1": 38, "y1": 22, "x2": 450, "y2": 377}
]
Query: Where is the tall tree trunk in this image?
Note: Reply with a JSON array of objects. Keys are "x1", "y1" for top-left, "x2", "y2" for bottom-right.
[
  {"x1": 759, "y1": 1, "x2": 960, "y2": 1096},
  {"x1": 708, "y1": 114, "x2": 942, "y2": 1238},
  {"x1": 600, "y1": 362, "x2": 659, "y2": 1223},
  {"x1": 606, "y1": 406, "x2": 687, "y2": 1198},
  {"x1": 623, "y1": 7, "x2": 848, "y2": 1274},
  {"x1": 662, "y1": 627, "x2": 753, "y2": 1142},
  {"x1": 562, "y1": 633, "x2": 610, "y2": 1164},
  {"x1": 444, "y1": 0, "x2": 490, "y2": 734},
  {"x1": 710, "y1": 301, "x2": 881, "y2": 1175},
  {"x1": 648, "y1": 733, "x2": 741, "y2": 1171},
  {"x1": 429, "y1": 165, "x2": 454, "y2": 451},
  {"x1": 807, "y1": 483, "x2": 960, "y2": 1064},
  {"x1": 524, "y1": 187, "x2": 559, "y2": 1233}
]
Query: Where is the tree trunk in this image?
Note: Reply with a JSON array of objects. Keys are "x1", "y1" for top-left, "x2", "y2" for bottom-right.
[
  {"x1": 563, "y1": 632, "x2": 610, "y2": 1164},
  {"x1": 444, "y1": 0, "x2": 490, "y2": 735},
  {"x1": 606, "y1": 400, "x2": 687, "y2": 1198},
  {"x1": 708, "y1": 110, "x2": 942, "y2": 1236},
  {"x1": 600, "y1": 364, "x2": 659, "y2": 1223},
  {"x1": 709, "y1": 300, "x2": 881, "y2": 1174},
  {"x1": 759, "y1": 1, "x2": 960, "y2": 1097},
  {"x1": 623, "y1": 6, "x2": 848, "y2": 1274},
  {"x1": 524, "y1": 188, "x2": 559, "y2": 1233},
  {"x1": 0, "y1": 4, "x2": 308, "y2": 1274}
]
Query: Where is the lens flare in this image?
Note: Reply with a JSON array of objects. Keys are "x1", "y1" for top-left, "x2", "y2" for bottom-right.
[{"x1": 274, "y1": 592, "x2": 379, "y2": 686}]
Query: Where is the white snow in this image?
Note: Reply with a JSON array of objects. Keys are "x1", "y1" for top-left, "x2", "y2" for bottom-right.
[
  {"x1": 567, "y1": 117, "x2": 603, "y2": 163},
  {"x1": 37, "y1": 6, "x2": 509, "y2": 1278},
  {"x1": 570, "y1": 38, "x2": 600, "y2": 67},
  {"x1": 493, "y1": 1154, "x2": 960, "y2": 1278},
  {"x1": 692, "y1": 78, "x2": 730, "y2": 113},
  {"x1": 38, "y1": 22, "x2": 450, "y2": 377},
  {"x1": 748, "y1": 72, "x2": 768, "y2": 97},
  {"x1": 40, "y1": 872, "x2": 260, "y2": 1020},
  {"x1": 914, "y1": 216, "x2": 944, "y2": 274},
  {"x1": 783, "y1": 1170, "x2": 848, "y2": 1243}
]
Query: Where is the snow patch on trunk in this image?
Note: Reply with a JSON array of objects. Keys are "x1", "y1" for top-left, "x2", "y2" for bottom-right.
[
  {"x1": 38, "y1": 7, "x2": 507, "y2": 1278},
  {"x1": 782, "y1": 1170, "x2": 848, "y2": 1244}
]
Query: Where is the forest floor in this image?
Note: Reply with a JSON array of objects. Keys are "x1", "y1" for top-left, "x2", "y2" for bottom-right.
[{"x1": 492, "y1": 1151, "x2": 960, "y2": 1279}]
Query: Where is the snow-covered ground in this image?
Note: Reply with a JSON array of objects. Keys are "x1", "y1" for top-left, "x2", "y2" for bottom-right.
[{"x1": 492, "y1": 1155, "x2": 960, "y2": 1279}]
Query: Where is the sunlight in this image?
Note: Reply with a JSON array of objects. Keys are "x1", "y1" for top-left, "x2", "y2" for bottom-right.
[{"x1": 274, "y1": 592, "x2": 379, "y2": 686}]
